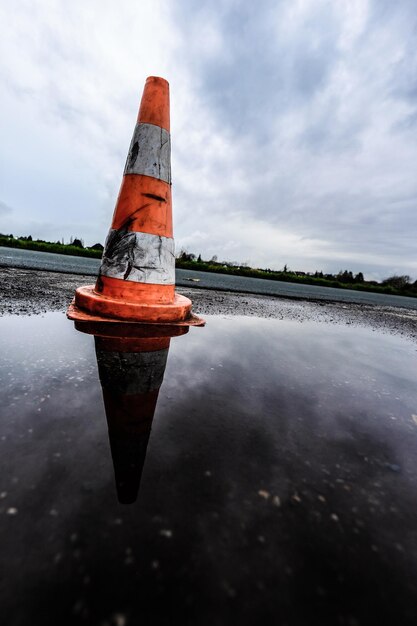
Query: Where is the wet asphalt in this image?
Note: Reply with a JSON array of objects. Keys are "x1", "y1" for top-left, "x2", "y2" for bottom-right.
[{"x1": 0, "y1": 267, "x2": 416, "y2": 343}]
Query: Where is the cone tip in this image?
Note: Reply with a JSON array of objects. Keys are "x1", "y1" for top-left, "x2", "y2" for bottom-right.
[
  {"x1": 146, "y1": 76, "x2": 169, "y2": 87},
  {"x1": 139, "y1": 76, "x2": 170, "y2": 131}
]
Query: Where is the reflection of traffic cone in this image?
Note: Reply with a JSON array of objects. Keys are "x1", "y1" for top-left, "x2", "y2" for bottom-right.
[
  {"x1": 75, "y1": 320, "x2": 188, "y2": 503},
  {"x1": 93, "y1": 328, "x2": 182, "y2": 504},
  {"x1": 67, "y1": 76, "x2": 204, "y2": 326}
]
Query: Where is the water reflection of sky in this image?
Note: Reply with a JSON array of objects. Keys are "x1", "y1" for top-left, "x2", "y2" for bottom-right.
[{"x1": 1, "y1": 312, "x2": 417, "y2": 625}]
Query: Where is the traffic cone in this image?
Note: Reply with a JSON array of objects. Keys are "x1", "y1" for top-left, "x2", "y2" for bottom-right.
[{"x1": 67, "y1": 76, "x2": 204, "y2": 326}]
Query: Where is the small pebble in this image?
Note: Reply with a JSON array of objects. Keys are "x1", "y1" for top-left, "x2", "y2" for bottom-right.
[
  {"x1": 112, "y1": 613, "x2": 126, "y2": 626},
  {"x1": 6, "y1": 507, "x2": 18, "y2": 515},
  {"x1": 385, "y1": 463, "x2": 401, "y2": 472},
  {"x1": 258, "y1": 490, "x2": 270, "y2": 500}
]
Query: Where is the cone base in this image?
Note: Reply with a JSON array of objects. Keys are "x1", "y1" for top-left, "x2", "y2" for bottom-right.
[
  {"x1": 73, "y1": 321, "x2": 190, "y2": 342},
  {"x1": 67, "y1": 286, "x2": 205, "y2": 326}
]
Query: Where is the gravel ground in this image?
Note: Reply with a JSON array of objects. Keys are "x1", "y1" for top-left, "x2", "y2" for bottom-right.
[{"x1": 1, "y1": 266, "x2": 417, "y2": 341}]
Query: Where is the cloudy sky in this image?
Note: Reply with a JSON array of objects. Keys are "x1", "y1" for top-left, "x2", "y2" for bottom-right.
[{"x1": 1, "y1": 0, "x2": 416, "y2": 280}]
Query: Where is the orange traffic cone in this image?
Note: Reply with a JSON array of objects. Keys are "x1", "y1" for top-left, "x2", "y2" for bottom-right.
[{"x1": 67, "y1": 76, "x2": 204, "y2": 326}]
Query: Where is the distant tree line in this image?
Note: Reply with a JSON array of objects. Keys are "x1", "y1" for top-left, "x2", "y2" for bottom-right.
[
  {"x1": 1, "y1": 234, "x2": 416, "y2": 298},
  {"x1": 176, "y1": 249, "x2": 417, "y2": 298},
  {"x1": 0, "y1": 233, "x2": 103, "y2": 259}
]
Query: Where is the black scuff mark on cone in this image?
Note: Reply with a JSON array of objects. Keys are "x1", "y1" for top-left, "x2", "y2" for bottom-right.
[
  {"x1": 95, "y1": 272, "x2": 104, "y2": 293},
  {"x1": 101, "y1": 229, "x2": 137, "y2": 281},
  {"x1": 100, "y1": 229, "x2": 174, "y2": 284},
  {"x1": 128, "y1": 142, "x2": 139, "y2": 169},
  {"x1": 142, "y1": 193, "x2": 166, "y2": 203},
  {"x1": 159, "y1": 127, "x2": 162, "y2": 180},
  {"x1": 123, "y1": 261, "x2": 133, "y2": 280},
  {"x1": 157, "y1": 236, "x2": 163, "y2": 264},
  {"x1": 160, "y1": 130, "x2": 171, "y2": 184},
  {"x1": 118, "y1": 204, "x2": 151, "y2": 231}
]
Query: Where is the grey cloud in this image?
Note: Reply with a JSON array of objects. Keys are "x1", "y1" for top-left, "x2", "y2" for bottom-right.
[
  {"x1": 173, "y1": 0, "x2": 340, "y2": 138},
  {"x1": 170, "y1": 0, "x2": 417, "y2": 277},
  {"x1": 286, "y1": 191, "x2": 417, "y2": 264},
  {"x1": 369, "y1": 0, "x2": 417, "y2": 25},
  {"x1": 288, "y1": 9, "x2": 341, "y2": 97},
  {"x1": 388, "y1": 37, "x2": 417, "y2": 107},
  {"x1": 299, "y1": 105, "x2": 365, "y2": 154},
  {"x1": 0, "y1": 200, "x2": 13, "y2": 216},
  {"x1": 393, "y1": 111, "x2": 417, "y2": 132},
  {"x1": 370, "y1": 1, "x2": 417, "y2": 109}
]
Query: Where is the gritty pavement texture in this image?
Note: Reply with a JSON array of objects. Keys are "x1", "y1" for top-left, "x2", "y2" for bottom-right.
[{"x1": 1, "y1": 267, "x2": 417, "y2": 342}]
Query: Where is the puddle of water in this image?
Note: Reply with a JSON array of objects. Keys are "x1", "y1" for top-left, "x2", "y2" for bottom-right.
[{"x1": 1, "y1": 312, "x2": 417, "y2": 625}]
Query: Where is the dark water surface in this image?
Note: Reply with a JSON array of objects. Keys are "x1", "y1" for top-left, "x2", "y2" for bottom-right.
[
  {"x1": 1, "y1": 313, "x2": 417, "y2": 625},
  {"x1": 2, "y1": 246, "x2": 417, "y2": 310}
]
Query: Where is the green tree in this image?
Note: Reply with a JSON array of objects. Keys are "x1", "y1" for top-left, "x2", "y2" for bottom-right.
[
  {"x1": 337, "y1": 270, "x2": 354, "y2": 283},
  {"x1": 382, "y1": 275, "x2": 411, "y2": 290}
]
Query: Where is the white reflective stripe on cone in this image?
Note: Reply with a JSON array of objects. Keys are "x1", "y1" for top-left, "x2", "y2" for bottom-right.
[
  {"x1": 100, "y1": 230, "x2": 175, "y2": 284},
  {"x1": 124, "y1": 123, "x2": 171, "y2": 184},
  {"x1": 96, "y1": 349, "x2": 169, "y2": 394}
]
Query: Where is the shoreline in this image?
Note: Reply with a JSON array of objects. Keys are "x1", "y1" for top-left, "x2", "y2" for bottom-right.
[{"x1": 1, "y1": 266, "x2": 417, "y2": 342}]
